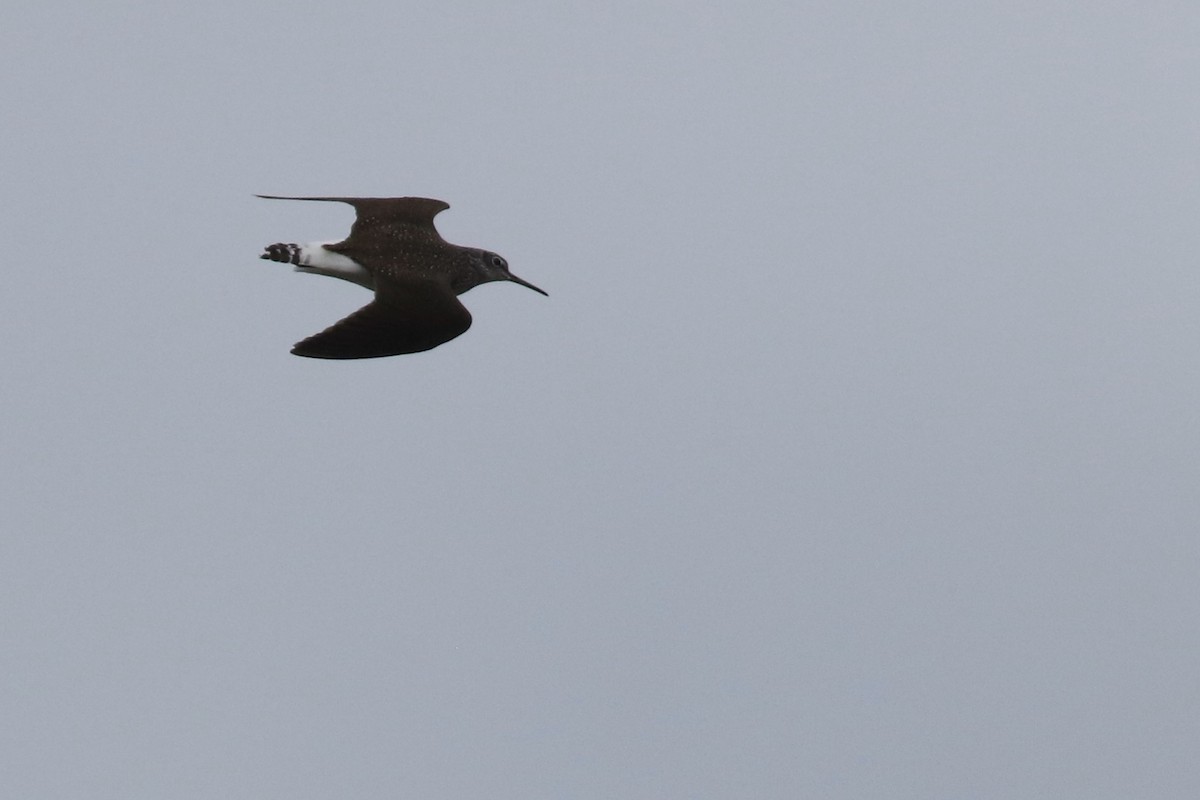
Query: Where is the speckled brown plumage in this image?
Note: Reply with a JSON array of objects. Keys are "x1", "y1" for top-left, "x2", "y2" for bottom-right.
[{"x1": 256, "y1": 195, "x2": 547, "y2": 359}]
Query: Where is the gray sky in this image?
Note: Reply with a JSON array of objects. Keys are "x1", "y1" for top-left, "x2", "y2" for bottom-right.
[{"x1": 2, "y1": 1, "x2": 1198, "y2": 797}]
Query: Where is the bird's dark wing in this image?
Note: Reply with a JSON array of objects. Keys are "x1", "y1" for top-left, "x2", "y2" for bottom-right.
[
  {"x1": 256, "y1": 195, "x2": 450, "y2": 251},
  {"x1": 290, "y1": 277, "x2": 472, "y2": 359}
]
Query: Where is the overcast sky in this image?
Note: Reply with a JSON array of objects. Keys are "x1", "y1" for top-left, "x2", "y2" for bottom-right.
[{"x1": 2, "y1": 1, "x2": 1199, "y2": 798}]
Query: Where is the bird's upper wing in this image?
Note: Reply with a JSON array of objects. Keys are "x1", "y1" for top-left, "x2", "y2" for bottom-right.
[
  {"x1": 256, "y1": 195, "x2": 450, "y2": 252},
  {"x1": 290, "y1": 276, "x2": 472, "y2": 359}
]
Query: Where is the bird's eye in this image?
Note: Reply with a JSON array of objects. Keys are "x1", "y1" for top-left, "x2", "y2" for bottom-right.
[{"x1": 491, "y1": 256, "x2": 507, "y2": 270}]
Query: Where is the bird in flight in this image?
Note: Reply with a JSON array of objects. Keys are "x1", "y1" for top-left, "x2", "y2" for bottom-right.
[{"x1": 257, "y1": 195, "x2": 547, "y2": 359}]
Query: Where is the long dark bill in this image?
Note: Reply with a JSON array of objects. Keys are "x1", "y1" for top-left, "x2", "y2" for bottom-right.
[{"x1": 509, "y1": 274, "x2": 549, "y2": 296}]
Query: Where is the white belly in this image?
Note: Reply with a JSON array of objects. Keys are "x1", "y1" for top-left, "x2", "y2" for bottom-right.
[{"x1": 294, "y1": 243, "x2": 374, "y2": 290}]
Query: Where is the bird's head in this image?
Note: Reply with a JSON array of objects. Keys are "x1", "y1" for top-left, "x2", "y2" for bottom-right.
[{"x1": 464, "y1": 249, "x2": 548, "y2": 296}]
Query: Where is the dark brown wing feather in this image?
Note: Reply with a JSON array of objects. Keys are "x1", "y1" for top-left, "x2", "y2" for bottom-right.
[
  {"x1": 291, "y1": 277, "x2": 472, "y2": 359},
  {"x1": 256, "y1": 195, "x2": 448, "y2": 223},
  {"x1": 256, "y1": 195, "x2": 450, "y2": 254}
]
